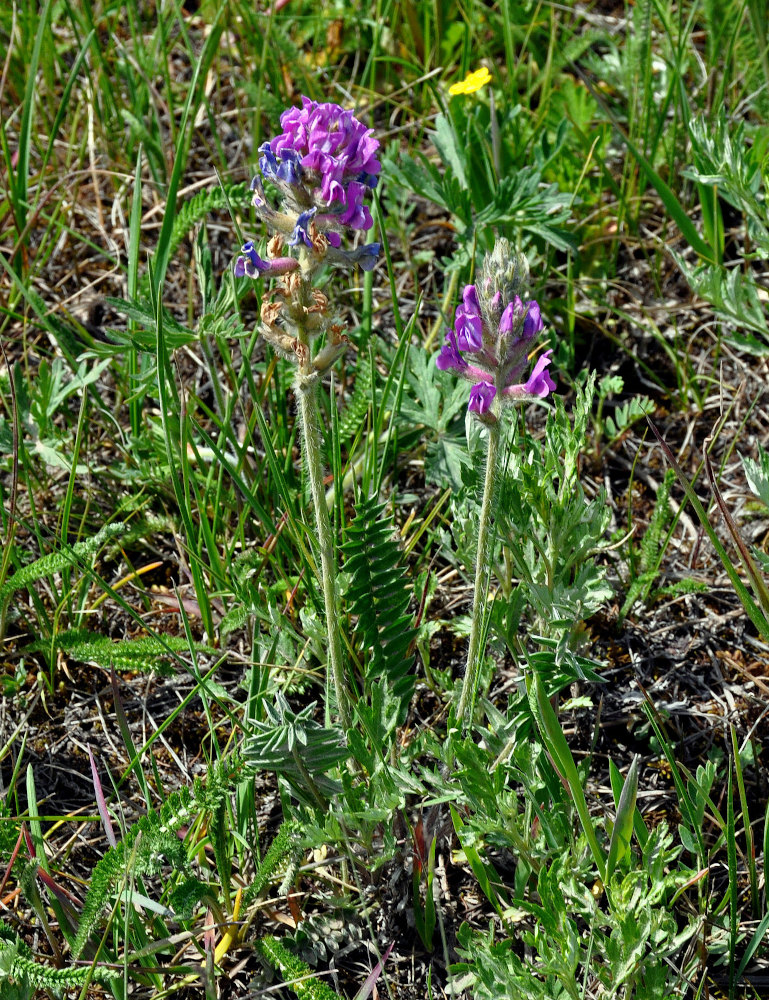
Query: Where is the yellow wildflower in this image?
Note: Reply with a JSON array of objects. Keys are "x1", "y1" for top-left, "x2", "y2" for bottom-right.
[{"x1": 448, "y1": 66, "x2": 492, "y2": 96}]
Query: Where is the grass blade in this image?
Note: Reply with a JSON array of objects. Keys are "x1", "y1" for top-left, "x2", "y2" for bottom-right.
[
  {"x1": 529, "y1": 672, "x2": 606, "y2": 883},
  {"x1": 606, "y1": 755, "x2": 639, "y2": 881},
  {"x1": 9, "y1": 0, "x2": 54, "y2": 269}
]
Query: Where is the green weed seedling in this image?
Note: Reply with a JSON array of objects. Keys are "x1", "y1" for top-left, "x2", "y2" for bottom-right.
[{"x1": 619, "y1": 467, "x2": 708, "y2": 624}]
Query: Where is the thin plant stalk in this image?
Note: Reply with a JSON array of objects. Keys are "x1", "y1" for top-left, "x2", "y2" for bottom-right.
[
  {"x1": 456, "y1": 421, "x2": 500, "y2": 731},
  {"x1": 294, "y1": 309, "x2": 350, "y2": 733}
]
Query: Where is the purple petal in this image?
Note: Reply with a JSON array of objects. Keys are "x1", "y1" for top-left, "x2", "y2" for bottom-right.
[
  {"x1": 499, "y1": 299, "x2": 517, "y2": 335},
  {"x1": 523, "y1": 300, "x2": 543, "y2": 340},
  {"x1": 436, "y1": 328, "x2": 468, "y2": 371},
  {"x1": 462, "y1": 284, "x2": 479, "y2": 312},
  {"x1": 468, "y1": 380, "x2": 496, "y2": 414},
  {"x1": 523, "y1": 350, "x2": 555, "y2": 397}
]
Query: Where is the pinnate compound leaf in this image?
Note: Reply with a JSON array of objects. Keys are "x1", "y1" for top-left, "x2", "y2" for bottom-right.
[{"x1": 342, "y1": 495, "x2": 417, "y2": 730}]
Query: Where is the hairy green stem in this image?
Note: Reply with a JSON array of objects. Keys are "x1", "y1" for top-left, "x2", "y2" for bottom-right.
[
  {"x1": 295, "y1": 372, "x2": 350, "y2": 731},
  {"x1": 456, "y1": 421, "x2": 500, "y2": 732}
]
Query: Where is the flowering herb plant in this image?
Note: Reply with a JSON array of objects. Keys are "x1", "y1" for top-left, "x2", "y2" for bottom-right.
[
  {"x1": 234, "y1": 97, "x2": 382, "y2": 731},
  {"x1": 436, "y1": 239, "x2": 555, "y2": 729}
]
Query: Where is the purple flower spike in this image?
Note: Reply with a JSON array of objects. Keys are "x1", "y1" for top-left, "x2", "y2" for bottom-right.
[
  {"x1": 264, "y1": 97, "x2": 381, "y2": 234},
  {"x1": 468, "y1": 380, "x2": 496, "y2": 415},
  {"x1": 434, "y1": 242, "x2": 553, "y2": 418},
  {"x1": 436, "y1": 328, "x2": 469, "y2": 371}
]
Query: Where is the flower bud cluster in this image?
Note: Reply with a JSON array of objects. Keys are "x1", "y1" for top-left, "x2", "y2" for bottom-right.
[{"x1": 435, "y1": 241, "x2": 555, "y2": 420}]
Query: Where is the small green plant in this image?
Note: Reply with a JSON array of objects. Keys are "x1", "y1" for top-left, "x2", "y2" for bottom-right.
[{"x1": 619, "y1": 467, "x2": 707, "y2": 623}]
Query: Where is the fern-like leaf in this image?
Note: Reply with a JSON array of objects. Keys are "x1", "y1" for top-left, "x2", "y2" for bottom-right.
[
  {"x1": 338, "y1": 355, "x2": 374, "y2": 444},
  {"x1": 169, "y1": 183, "x2": 250, "y2": 262},
  {"x1": 0, "y1": 919, "x2": 120, "y2": 992},
  {"x1": 136, "y1": 182, "x2": 250, "y2": 300},
  {"x1": 0, "y1": 523, "x2": 125, "y2": 603},
  {"x1": 28, "y1": 628, "x2": 218, "y2": 675},
  {"x1": 73, "y1": 754, "x2": 244, "y2": 957},
  {"x1": 255, "y1": 936, "x2": 342, "y2": 1000},
  {"x1": 342, "y1": 496, "x2": 416, "y2": 727},
  {"x1": 243, "y1": 820, "x2": 300, "y2": 905}
]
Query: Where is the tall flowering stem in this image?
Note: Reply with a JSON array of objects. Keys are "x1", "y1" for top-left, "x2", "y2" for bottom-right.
[
  {"x1": 294, "y1": 340, "x2": 349, "y2": 730},
  {"x1": 234, "y1": 98, "x2": 381, "y2": 732},
  {"x1": 455, "y1": 420, "x2": 500, "y2": 728},
  {"x1": 435, "y1": 240, "x2": 555, "y2": 733}
]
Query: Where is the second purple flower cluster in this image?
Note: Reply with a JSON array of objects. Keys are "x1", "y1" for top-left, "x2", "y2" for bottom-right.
[{"x1": 436, "y1": 282, "x2": 555, "y2": 418}]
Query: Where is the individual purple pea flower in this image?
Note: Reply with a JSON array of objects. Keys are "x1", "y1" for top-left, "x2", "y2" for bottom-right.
[
  {"x1": 523, "y1": 300, "x2": 543, "y2": 340},
  {"x1": 234, "y1": 241, "x2": 272, "y2": 278},
  {"x1": 234, "y1": 240, "x2": 303, "y2": 279},
  {"x1": 454, "y1": 284, "x2": 483, "y2": 352},
  {"x1": 339, "y1": 180, "x2": 373, "y2": 230},
  {"x1": 498, "y1": 298, "x2": 517, "y2": 336},
  {"x1": 234, "y1": 250, "x2": 299, "y2": 279},
  {"x1": 324, "y1": 241, "x2": 381, "y2": 272},
  {"x1": 502, "y1": 351, "x2": 556, "y2": 399},
  {"x1": 349, "y1": 241, "x2": 380, "y2": 271},
  {"x1": 522, "y1": 350, "x2": 555, "y2": 397},
  {"x1": 288, "y1": 207, "x2": 317, "y2": 247},
  {"x1": 436, "y1": 328, "x2": 469, "y2": 371},
  {"x1": 259, "y1": 144, "x2": 303, "y2": 185},
  {"x1": 468, "y1": 381, "x2": 496, "y2": 415}
]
